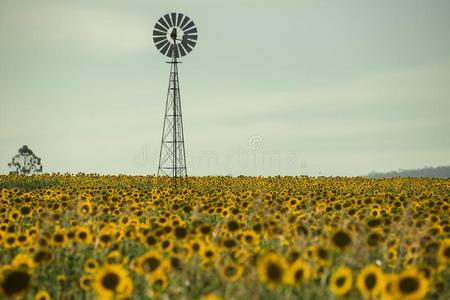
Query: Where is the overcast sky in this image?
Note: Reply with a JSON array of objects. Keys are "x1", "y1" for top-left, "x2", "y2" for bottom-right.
[{"x1": 1, "y1": 0, "x2": 449, "y2": 176}]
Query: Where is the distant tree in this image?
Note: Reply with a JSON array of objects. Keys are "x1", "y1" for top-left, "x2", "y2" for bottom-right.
[{"x1": 8, "y1": 145, "x2": 43, "y2": 175}]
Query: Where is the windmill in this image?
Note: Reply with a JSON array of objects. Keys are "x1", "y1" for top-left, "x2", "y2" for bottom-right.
[{"x1": 153, "y1": 13, "x2": 198, "y2": 188}]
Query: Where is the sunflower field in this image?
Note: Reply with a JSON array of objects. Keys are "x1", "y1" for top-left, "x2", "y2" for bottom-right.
[{"x1": 0, "y1": 174, "x2": 449, "y2": 300}]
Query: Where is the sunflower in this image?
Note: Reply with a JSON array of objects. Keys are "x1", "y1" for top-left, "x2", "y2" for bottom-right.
[
  {"x1": 189, "y1": 239, "x2": 204, "y2": 255},
  {"x1": 240, "y1": 230, "x2": 259, "y2": 248},
  {"x1": 75, "y1": 226, "x2": 93, "y2": 244},
  {"x1": 32, "y1": 249, "x2": 53, "y2": 265},
  {"x1": 331, "y1": 229, "x2": 352, "y2": 251},
  {"x1": 257, "y1": 252, "x2": 288, "y2": 288},
  {"x1": 356, "y1": 264, "x2": 384, "y2": 299},
  {"x1": 106, "y1": 250, "x2": 122, "y2": 264},
  {"x1": 84, "y1": 258, "x2": 100, "y2": 274},
  {"x1": 51, "y1": 228, "x2": 68, "y2": 247},
  {"x1": 97, "y1": 226, "x2": 115, "y2": 248},
  {"x1": 77, "y1": 200, "x2": 93, "y2": 216},
  {"x1": 11, "y1": 253, "x2": 35, "y2": 270},
  {"x1": 392, "y1": 268, "x2": 429, "y2": 300},
  {"x1": 381, "y1": 273, "x2": 396, "y2": 300},
  {"x1": 0, "y1": 269, "x2": 32, "y2": 298},
  {"x1": 384, "y1": 248, "x2": 398, "y2": 267},
  {"x1": 93, "y1": 264, "x2": 133, "y2": 300},
  {"x1": 219, "y1": 263, "x2": 244, "y2": 282},
  {"x1": 3, "y1": 233, "x2": 17, "y2": 249},
  {"x1": 79, "y1": 274, "x2": 93, "y2": 291},
  {"x1": 285, "y1": 259, "x2": 311, "y2": 286},
  {"x1": 200, "y1": 244, "x2": 218, "y2": 265},
  {"x1": 34, "y1": 290, "x2": 51, "y2": 300},
  {"x1": 139, "y1": 251, "x2": 164, "y2": 275},
  {"x1": 437, "y1": 238, "x2": 450, "y2": 265},
  {"x1": 174, "y1": 226, "x2": 188, "y2": 240},
  {"x1": 57, "y1": 274, "x2": 67, "y2": 285},
  {"x1": 147, "y1": 269, "x2": 168, "y2": 290},
  {"x1": 329, "y1": 266, "x2": 352, "y2": 296}
]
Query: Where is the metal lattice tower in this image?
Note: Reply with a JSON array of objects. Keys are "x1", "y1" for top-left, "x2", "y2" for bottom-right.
[{"x1": 153, "y1": 13, "x2": 198, "y2": 187}]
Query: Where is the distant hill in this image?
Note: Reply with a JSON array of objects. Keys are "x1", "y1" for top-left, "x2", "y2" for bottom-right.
[{"x1": 368, "y1": 166, "x2": 450, "y2": 179}]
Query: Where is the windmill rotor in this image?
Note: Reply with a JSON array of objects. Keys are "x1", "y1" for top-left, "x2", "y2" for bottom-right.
[{"x1": 153, "y1": 12, "x2": 198, "y2": 58}]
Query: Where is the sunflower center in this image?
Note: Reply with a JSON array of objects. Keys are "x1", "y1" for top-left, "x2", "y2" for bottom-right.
[
  {"x1": 227, "y1": 221, "x2": 239, "y2": 231},
  {"x1": 146, "y1": 235, "x2": 156, "y2": 246},
  {"x1": 332, "y1": 231, "x2": 351, "y2": 249},
  {"x1": 224, "y1": 239, "x2": 236, "y2": 248},
  {"x1": 143, "y1": 257, "x2": 160, "y2": 272},
  {"x1": 336, "y1": 276, "x2": 346, "y2": 287},
  {"x1": 225, "y1": 266, "x2": 237, "y2": 277},
  {"x1": 79, "y1": 232, "x2": 87, "y2": 239},
  {"x1": 365, "y1": 273, "x2": 377, "y2": 290},
  {"x1": 317, "y1": 248, "x2": 328, "y2": 260},
  {"x1": 100, "y1": 234, "x2": 111, "y2": 243},
  {"x1": 399, "y1": 276, "x2": 419, "y2": 294},
  {"x1": 101, "y1": 272, "x2": 120, "y2": 291},
  {"x1": 1, "y1": 271, "x2": 31, "y2": 296},
  {"x1": 444, "y1": 247, "x2": 450, "y2": 258},
  {"x1": 20, "y1": 206, "x2": 31, "y2": 215},
  {"x1": 267, "y1": 263, "x2": 282, "y2": 282},
  {"x1": 294, "y1": 269, "x2": 304, "y2": 282},
  {"x1": 54, "y1": 234, "x2": 64, "y2": 242},
  {"x1": 174, "y1": 227, "x2": 187, "y2": 239},
  {"x1": 367, "y1": 233, "x2": 380, "y2": 246}
]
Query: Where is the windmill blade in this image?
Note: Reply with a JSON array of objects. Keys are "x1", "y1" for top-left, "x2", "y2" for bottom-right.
[
  {"x1": 182, "y1": 34, "x2": 197, "y2": 46},
  {"x1": 185, "y1": 34, "x2": 198, "y2": 42},
  {"x1": 180, "y1": 16, "x2": 190, "y2": 29},
  {"x1": 155, "y1": 39, "x2": 168, "y2": 50},
  {"x1": 171, "y1": 13, "x2": 177, "y2": 27},
  {"x1": 181, "y1": 41, "x2": 193, "y2": 53},
  {"x1": 166, "y1": 44, "x2": 174, "y2": 58},
  {"x1": 182, "y1": 20, "x2": 195, "y2": 31},
  {"x1": 154, "y1": 22, "x2": 167, "y2": 33},
  {"x1": 159, "y1": 41, "x2": 171, "y2": 56},
  {"x1": 185, "y1": 38, "x2": 196, "y2": 48},
  {"x1": 184, "y1": 27, "x2": 197, "y2": 35},
  {"x1": 176, "y1": 13, "x2": 184, "y2": 27},
  {"x1": 178, "y1": 43, "x2": 187, "y2": 57},
  {"x1": 164, "y1": 14, "x2": 173, "y2": 27},
  {"x1": 153, "y1": 29, "x2": 166, "y2": 37},
  {"x1": 153, "y1": 35, "x2": 167, "y2": 45},
  {"x1": 158, "y1": 17, "x2": 170, "y2": 29}
]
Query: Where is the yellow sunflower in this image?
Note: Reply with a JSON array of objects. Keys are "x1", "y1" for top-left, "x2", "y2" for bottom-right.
[
  {"x1": 138, "y1": 251, "x2": 165, "y2": 275},
  {"x1": 437, "y1": 238, "x2": 450, "y2": 265},
  {"x1": 356, "y1": 264, "x2": 384, "y2": 299},
  {"x1": 34, "y1": 290, "x2": 51, "y2": 300},
  {"x1": 257, "y1": 252, "x2": 288, "y2": 289},
  {"x1": 11, "y1": 253, "x2": 35, "y2": 270},
  {"x1": 84, "y1": 258, "x2": 100, "y2": 274},
  {"x1": 93, "y1": 264, "x2": 133, "y2": 300},
  {"x1": 79, "y1": 274, "x2": 93, "y2": 291},
  {"x1": 0, "y1": 269, "x2": 32, "y2": 299},
  {"x1": 331, "y1": 229, "x2": 352, "y2": 251},
  {"x1": 329, "y1": 266, "x2": 352, "y2": 296},
  {"x1": 392, "y1": 268, "x2": 429, "y2": 300},
  {"x1": 75, "y1": 226, "x2": 93, "y2": 244},
  {"x1": 219, "y1": 263, "x2": 244, "y2": 282},
  {"x1": 285, "y1": 259, "x2": 311, "y2": 286}
]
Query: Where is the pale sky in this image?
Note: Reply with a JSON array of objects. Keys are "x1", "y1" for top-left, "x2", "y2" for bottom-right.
[{"x1": 1, "y1": 0, "x2": 449, "y2": 176}]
